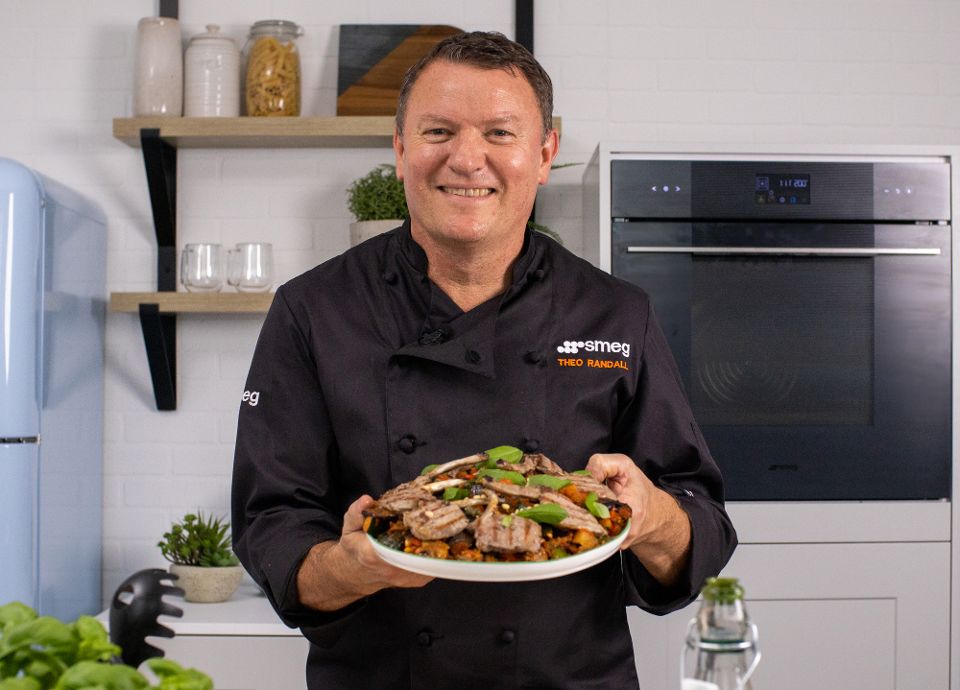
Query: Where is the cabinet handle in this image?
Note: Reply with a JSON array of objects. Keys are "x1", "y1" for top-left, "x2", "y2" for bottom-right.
[{"x1": 625, "y1": 246, "x2": 941, "y2": 256}]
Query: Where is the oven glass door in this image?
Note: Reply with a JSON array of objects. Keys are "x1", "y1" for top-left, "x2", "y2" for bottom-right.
[{"x1": 612, "y1": 221, "x2": 952, "y2": 500}]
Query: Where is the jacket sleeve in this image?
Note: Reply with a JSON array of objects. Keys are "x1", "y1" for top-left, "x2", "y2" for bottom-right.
[
  {"x1": 615, "y1": 300, "x2": 738, "y2": 614},
  {"x1": 231, "y1": 286, "x2": 364, "y2": 630}
]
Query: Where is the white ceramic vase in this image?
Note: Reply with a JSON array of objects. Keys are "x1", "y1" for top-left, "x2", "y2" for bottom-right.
[
  {"x1": 349, "y1": 219, "x2": 402, "y2": 247},
  {"x1": 134, "y1": 16, "x2": 183, "y2": 117},
  {"x1": 170, "y1": 563, "x2": 243, "y2": 603}
]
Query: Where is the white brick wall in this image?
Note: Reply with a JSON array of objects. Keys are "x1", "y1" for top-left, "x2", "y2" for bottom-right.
[{"x1": 1, "y1": 0, "x2": 958, "y2": 606}]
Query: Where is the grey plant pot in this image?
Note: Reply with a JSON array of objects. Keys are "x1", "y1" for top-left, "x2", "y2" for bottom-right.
[
  {"x1": 350, "y1": 219, "x2": 402, "y2": 246},
  {"x1": 170, "y1": 563, "x2": 243, "y2": 603}
]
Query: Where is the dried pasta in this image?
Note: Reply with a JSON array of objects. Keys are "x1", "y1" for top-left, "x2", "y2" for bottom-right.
[{"x1": 244, "y1": 36, "x2": 300, "y2": 116}]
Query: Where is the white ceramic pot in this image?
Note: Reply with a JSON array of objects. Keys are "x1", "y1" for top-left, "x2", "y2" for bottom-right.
[
  {"x1": 349, "y1": 219, "x2": 402, "y2": 247},
  {"x1": 170, "y1": 564, "x2": 243, "y2": 603}
]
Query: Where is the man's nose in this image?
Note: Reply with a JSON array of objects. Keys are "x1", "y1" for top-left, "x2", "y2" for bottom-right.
[{"x1": 446, "y1": 130, "x2": 486, "y2": 174}]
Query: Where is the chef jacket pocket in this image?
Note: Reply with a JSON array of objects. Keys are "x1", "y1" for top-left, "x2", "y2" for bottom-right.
[{"x1": 409, "y1": 624, "x2": 519, "y2": 690}]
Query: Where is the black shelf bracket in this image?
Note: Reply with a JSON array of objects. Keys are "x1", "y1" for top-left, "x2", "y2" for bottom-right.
[
  {"x1": 138, "y1": 304, "x2": 177, "y2": 410},
  {"x1": 138, "y1": 128, "x2": 178, "y2": 409}
]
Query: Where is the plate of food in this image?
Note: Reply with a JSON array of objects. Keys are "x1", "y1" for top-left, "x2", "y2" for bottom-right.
[{"x1": 363, "y1": 446, "x2": 632, "y2": 582}]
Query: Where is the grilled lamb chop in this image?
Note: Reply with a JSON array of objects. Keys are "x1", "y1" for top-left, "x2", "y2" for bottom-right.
[
  {"x1": 567, "y1": 473, "x2": 617, "y2": 501},
  {"x1": 403, "y1": 499, "x2": 469, "y2": 541},
  {"x1": 484, "y1": 480, "x2": 543, "y2": 500},
  {"x1": 492, "y1": 453, "x2": 538, "y2": 474},
  {"x1": 378, "y1": 484, "x2": 434, "y2": 513},
  {"x1": 474, "y1": 501, "x2": 542, "y2": 554},
  {"x1": 533, "y1": 453, "x2": 566, "y2": 475},
  {"x1": 541, "y1": 491, "x2": 607, "y2": 536},
  {"x1": 424, "y1": 453, "x2": 486, "y2": 479}
]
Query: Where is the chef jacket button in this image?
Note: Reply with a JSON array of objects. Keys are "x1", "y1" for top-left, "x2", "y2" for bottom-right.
[
  {"x1": 417, "y1": 630, "x2": 433, "y2": 647},
  {"x1": 524, "y1": 350, "x2": 543, "y2": 364},
  {"x1": 381, "y1": 270, "x2": 398, "y2": 284},
  {"x1": 499, "y1": 629, "x2": 516, "y2": 644},
  {"x1": 531, "y1": 268, "x2": 546, "y2": 281},
  {"x1": 522, "y1": 439, "x2": 540, "y2": 453},
  {"x1": 398, "y1": 435, "x2": 418, "y2": 454},
  {"x1": 466, "y1": 349, "x2": 483, "y2": 364}
]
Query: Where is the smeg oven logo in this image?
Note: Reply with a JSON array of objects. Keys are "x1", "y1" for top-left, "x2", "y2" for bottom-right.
[{"x1": 555, "y1": 339, "x2": 631, "y2": 370}]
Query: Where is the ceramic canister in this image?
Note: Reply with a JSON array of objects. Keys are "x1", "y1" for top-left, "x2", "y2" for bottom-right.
[
  {"x1": 133, "y1": 16, "x2": 183, "y2": 116},
  {"x1": 184, "y1": 24, "x2": 240, "y2": 117}
]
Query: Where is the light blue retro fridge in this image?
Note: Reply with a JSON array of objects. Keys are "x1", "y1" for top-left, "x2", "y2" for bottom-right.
[{"x1": 0, "y1": 158, "x2": 105, "y2": 620}]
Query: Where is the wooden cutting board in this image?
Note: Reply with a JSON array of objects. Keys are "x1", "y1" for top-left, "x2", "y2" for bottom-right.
[{"x1": 337, "y1": 24, "x2": 463, "y2": 116}]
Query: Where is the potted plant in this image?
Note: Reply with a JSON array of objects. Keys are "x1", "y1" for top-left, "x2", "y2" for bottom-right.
[
  {"x1": 158, "y1": 512, "x2": 243, "y2": 603},
  {"x1": 346, "y1": 163, "x2": 408, "y2": 246}
]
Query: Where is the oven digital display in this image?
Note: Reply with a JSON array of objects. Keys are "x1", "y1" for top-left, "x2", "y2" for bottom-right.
[{"x1": 756, "y1": 173, "x2": 811, "y2": 205}]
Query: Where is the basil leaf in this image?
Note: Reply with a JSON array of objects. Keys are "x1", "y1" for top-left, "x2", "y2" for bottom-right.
[
  {"x1": 572, "y1": 469, "x2": 592, "y2": 476},
  {"x1": 419, "y1": 464, "x2": 438, "y2": 476},
  {"x1": 585, "y1": 492, "x2": 610, "y2": 519},
  {"x1": 442, "y1": 487, "x2": 469, "y2": 501},
  {"x1": 526, "y1": 474, "x2": 571, "y2": 490},
  {"x1": 478, "y1": 468, "x2": 526, "y2": 486},
  {"x1": 516, "y1": 503, "x2": 568, "y2": 525},
  {"x1": 484, "y1": 445, "x2": 523, "y2": 463}
]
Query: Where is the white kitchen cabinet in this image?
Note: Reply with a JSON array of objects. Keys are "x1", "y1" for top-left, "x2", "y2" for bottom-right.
[
  {"x1": 156, "y1": 635, "x2": 308, "y2": 690},
  {"x1": 629, "y1": 502, "x2": 952, "y2": 690}
]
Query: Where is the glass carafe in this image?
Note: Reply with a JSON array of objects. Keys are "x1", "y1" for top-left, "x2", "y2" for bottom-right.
[{"x1": 681, "y1": 577, "x2": 760, "y2": 690}]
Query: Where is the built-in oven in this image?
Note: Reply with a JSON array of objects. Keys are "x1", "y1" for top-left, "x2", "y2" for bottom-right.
[{"x1": 603, "y1": 156, "x2": 951, "y2": 501}]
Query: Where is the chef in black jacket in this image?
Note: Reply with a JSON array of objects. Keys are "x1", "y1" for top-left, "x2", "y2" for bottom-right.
[{"x1": 232, "y1": 31, "x2": 737, "y2": 690}]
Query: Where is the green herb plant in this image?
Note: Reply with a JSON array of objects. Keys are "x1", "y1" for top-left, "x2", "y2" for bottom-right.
[
  {"x1": 157, "y1": 512, "x2": 239, "y2": 568},
  {"x1": 0, "y1": 602, "x2": 212, "y2": 690},
  {"x1": 346, "y1": 164, "x2": 408, "y2": 222}
]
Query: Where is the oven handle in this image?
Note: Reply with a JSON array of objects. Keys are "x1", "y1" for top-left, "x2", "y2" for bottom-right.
[{"x1": 625, "y1": 246, "x2": 941, "y2": 256}]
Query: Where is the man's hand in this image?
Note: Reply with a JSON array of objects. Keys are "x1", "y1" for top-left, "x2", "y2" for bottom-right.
[
  {"x1": 297, "y1": 495, "x2": 433, "y2": 612},
  {"x1": 586, "y1": 453, "x2": 692, "y2": 587}
]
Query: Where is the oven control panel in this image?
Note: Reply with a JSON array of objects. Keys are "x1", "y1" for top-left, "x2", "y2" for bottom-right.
[{"x1": 611, "y1": 159, "x2": 950, "y2": 222}]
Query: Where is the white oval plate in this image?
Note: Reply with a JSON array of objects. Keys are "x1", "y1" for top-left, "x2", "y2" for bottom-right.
[{"x1": 367, "y1": 521, "x2": 629, "y2": 582}]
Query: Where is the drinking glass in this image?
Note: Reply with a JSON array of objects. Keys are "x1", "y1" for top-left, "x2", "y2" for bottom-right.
[
  {"x1": 228, "y1": 242, "x2": 273, "y2": 292},
  {"x1": 180, "y1": 243, "x2": 224, "y2": 292}
]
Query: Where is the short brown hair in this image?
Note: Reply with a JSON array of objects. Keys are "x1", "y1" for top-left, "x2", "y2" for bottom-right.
[{"x1": 395, "y1": 31, "x2": 554, "y2": 141}]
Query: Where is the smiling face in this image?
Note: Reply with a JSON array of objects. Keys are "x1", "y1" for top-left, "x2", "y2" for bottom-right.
[{"x1": 393, "y1": 60, "x2": 559, "y2": 257}]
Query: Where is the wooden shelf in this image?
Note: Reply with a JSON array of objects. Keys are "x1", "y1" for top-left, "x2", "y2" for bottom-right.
[
  {"x1": 114, "y1": 116, "x2": 396, "y2": 148},
  {"x1": 110, "y1": 291, "x2": 274, "y2": 313},
  {"x1": 113, "y1": 115, "x2": 561, "y2": 149}
]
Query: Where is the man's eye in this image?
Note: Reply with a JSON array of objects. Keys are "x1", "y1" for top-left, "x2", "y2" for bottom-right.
[
  {"x1": 424, "y1": 128, "x2": 449, "y2": 137},
  {"x1": 490, "y1": 129, "x2": 512, "y2": 137}
]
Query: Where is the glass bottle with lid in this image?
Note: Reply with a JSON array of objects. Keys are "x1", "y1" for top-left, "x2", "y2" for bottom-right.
[
  {"x1": 184, "y1": 24, "x2": 240, "y2": 117},
  {"x1": 681, "y1": 577, "x2": 761, "y2": 690},
  {"x1": 242, "y1": 19, "x2": 303, "y2": 116}
]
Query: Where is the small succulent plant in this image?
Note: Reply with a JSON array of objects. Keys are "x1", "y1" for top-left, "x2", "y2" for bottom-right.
[{"x1": 158, "y1": 512, "x2": 239, "y2": 567}]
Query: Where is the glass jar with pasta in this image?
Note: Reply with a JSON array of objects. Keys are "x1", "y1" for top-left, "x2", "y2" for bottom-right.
[{"x1": 242, "y1": 19, "x2": 303, "y2": 116}]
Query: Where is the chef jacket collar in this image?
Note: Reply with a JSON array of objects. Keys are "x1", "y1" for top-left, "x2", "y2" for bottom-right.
[
  {"x1": 395, "y1": 220, "x2": 545, "y2": 295},
  {"x1": 390, "y1": 221, "x2": 548, "y2": 378}
]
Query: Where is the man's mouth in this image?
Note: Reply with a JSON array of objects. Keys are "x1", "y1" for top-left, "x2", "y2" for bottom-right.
[{"x1": 439, "y1": 186, "x2": 495, "y2": 198}]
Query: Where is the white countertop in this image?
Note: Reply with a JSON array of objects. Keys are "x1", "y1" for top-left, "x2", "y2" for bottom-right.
[{"x1": 99, "y1": 583, "x2": 301, "y2": 637}]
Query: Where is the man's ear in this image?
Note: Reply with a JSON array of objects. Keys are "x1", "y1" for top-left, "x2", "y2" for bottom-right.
[
  {"x1": 538, "y1": 128, "x2": 560, "y2": 185},
  {"x1": 393, "y1": 129, "x2": 405, "y2": 180}
]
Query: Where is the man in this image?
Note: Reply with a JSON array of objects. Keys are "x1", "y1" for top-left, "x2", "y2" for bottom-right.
[{"x1": 232, "y1": 31, "x2": 737, "y2": 689}]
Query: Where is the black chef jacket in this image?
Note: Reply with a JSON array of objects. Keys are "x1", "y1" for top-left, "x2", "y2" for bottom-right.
[{"x1": 232, "y1": 222, "x2": 737, "y2": 690}]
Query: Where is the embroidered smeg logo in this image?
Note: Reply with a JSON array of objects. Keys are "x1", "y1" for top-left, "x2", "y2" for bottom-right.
[
  {"x1": 555, "y1": 339, "x2": 632, "y2": 371},
  {"x1": 556, "y1": 339, "x2": 631, "y2": 358}
]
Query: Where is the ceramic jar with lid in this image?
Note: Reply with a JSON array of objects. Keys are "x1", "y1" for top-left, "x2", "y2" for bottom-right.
[
  {"x1": 133, "y1": 16, "x2": 182, "y2": 116},
  {"x1": 242, "y1": 19, "x2": 303, "y2": 116},
  {"x1": 184, "y1": 24, "x2": 240, "y2": 117}
]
